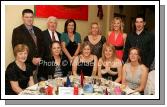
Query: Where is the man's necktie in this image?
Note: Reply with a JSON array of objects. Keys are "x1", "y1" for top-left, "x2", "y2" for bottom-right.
[
  {"x1": 52, "y1": 32, "x2": 56, "y2": 41},
  {"x1": 29, "y1": 28, "x2": 37, "y2": 46}
]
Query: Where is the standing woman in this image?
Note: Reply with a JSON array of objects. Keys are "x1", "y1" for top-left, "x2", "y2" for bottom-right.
[
  {"x1": 5, "y1": 44, "x2": 34, "y2": 95},
  {"x1": 84, "y1": 22, "x2": 106, "y2": 59},
  {"x1": 122, "y1": 47, "x2": 148, "y2": 94},
  {"x1": 107, "y1": 17, "x2": 127, "y2": 60},
  {"x1": 61, "y1": 19, "x2": 81, "y2": 76},
  {"x1": 98, "y1": 43, "x2": 122, "y2": 83}
]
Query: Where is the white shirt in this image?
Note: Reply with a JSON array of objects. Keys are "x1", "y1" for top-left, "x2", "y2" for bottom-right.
[{"x1": 48, "y1": 29, "x2": 59, "y2": 41}]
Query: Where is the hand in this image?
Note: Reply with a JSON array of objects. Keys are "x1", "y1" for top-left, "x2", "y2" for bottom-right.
[
  {"x1": 32, "y1": 57, "x2": 41, "y2": 65},
  {"x1": 68, "y1": 56, "x2": 73, "y2": 64},
  {"x1": 101, "y1": 70, "x2": 108, "y2": 74}
]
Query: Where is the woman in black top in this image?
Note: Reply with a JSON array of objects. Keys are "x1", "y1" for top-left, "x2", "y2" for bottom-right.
[
  {"x1": 5, "y1": 44, "x2": 34, "y2": 95},
  {"x1": 84, "y1": 22, "x2": 106, "y2": 59},
  {"x1": 98, "y1": 43, "x2": 122, "y2": 83},
  {"x1": 72, "y1": 41, "x2": 98, "y2": 76},
  {"x1": 38, "y1": 41, "x2": 67, "y2": 80},
  {"x1": 61, "y1": 19, "x2": 81, "y2": 76}
]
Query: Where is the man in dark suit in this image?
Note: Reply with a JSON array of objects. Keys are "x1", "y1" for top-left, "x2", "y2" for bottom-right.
[
  {"x1": 12, "y1": 9, "x2": 44, "y2": 83},
  {"x1": 37, "y1": 16, "x2": 61, "y2": 81},
  {"x1": 41, "y1": 16, "x2": 61, "y2": 59},
  {"x1": 123, "y1": 14, "x2": 155, "y2": 70}
]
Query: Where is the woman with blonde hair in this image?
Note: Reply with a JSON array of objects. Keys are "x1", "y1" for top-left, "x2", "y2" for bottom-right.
[
  {"x1": 84, "y1": 22, "x2": 106, "y2": 59},
  {"x1": 107, "y1": 17, "x2": 127, "y2": 60},
  {"x1": 98, "y1": 43, "x2": 122, "y2": 83}
]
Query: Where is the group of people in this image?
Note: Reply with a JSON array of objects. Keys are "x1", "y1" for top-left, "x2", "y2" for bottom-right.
[{"x1": 5, "y1": 9, "x2": 155, "y2": 95}]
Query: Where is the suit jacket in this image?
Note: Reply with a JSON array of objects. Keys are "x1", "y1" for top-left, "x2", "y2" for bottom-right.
[
  {"x1": 123, "y1": 29, "x2": 155, "y2": 69},
  {"x1": 41, "y1": 29, "x2": 61, "y2": 59},
  {"x1": 12, "y1": 24, "x2": 44, "y2": 70}
]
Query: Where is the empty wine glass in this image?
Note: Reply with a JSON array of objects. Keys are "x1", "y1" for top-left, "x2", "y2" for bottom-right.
[
  {"x1": 107, "y1": 76, "x2": 112, "y2": 81},
  {"x1": 48, "y1": 75, "x2": 53, "y2": 86}
]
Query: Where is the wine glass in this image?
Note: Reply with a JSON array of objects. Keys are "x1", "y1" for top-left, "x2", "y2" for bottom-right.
[
  {"x1": 107, "y1": 76, "x2": 112, "y2": 81},
  {"x1": 53, "y1": 72, "x2": 59, "y2": 79},
  {"x1": 48, "y1": 75, "x2": 53, "y2": 86}
]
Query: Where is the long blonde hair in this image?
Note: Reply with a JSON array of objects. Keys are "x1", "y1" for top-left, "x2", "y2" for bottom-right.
[
  {"x1": 111, "y1": 17, "x2": 124, "y2": 33},
  {"x1": 101, "y1": 43, "x2": 116, "y2": 61}
]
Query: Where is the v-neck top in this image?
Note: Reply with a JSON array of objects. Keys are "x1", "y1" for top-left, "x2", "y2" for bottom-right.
[
  {"x1": 107, "y1": 31, "x2": 124, "y2": 60},
  {"x1": 125, "y1": 63, "x2": 142, "y2": 90},
  {"x1": 84, "y1": 35, "x2": 106, "y2": 59}
]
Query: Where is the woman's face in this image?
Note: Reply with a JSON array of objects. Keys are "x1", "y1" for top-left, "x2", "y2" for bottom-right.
[
  {"x1": 16, "y1": 50, "x2": 28, "y2": 63},
  {"x1": 67, "y1": 22, "x2": 74, "y2": 33},
  {"x1": 91, "y1": 24, "x2": 99, "y2": 35},
  {"x1": 129, "y1": 49, "x2": 139, "y2": 62},
  {"x1": 82, "y1": 45, "x2": 91, "y2": 57},
  {"x1": 52, "y1": 43, "x2": 61, "y2": 56},
  {"x1": 104, "y1": 47, "x2": 113, "y2": 59},
  {"x1": 113, "y1": 19, "x2": 121, "y2": 31}
]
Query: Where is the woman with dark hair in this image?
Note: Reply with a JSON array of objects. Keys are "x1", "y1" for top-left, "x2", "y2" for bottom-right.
[
  {"x1": 5, "y1": 44, "x2": 34, "y2": 95},
  {"x1": 61, "y1": 19, "x2": 81, "y2": 76},
  {"x1": 122, "y1": 47, "x2": 148, "y2": 94},
  {"x1": 38, "y1": 41, "x2": 67, "y2": 80}
]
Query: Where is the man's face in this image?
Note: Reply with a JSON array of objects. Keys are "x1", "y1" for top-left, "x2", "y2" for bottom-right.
[
  {"x1": 135, "y1": 18, "x2": 145, "y2": 32},
  {"x1": 22, "y1": 13, "x2": 34, "y2": 26},
  {"x1": 47, "y1": 21, "x2": 57, "y2": 32}
]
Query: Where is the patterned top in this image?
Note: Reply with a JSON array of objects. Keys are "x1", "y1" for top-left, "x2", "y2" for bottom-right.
[{"x1": 84, "y1": 36, "x2": 106, "y2": 59}]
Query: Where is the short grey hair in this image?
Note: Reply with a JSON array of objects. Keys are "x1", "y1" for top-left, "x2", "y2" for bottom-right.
[{"x1": 47, "y1": 16, "x2": 58, "y2": 24}]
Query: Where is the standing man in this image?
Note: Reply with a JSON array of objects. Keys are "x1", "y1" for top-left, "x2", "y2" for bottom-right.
[
  {"x1": 41, "y1": 16, "x2": 61, "y2": 59},
  {"x1": 12, "y1": 9, "x2": 43, "y2": 83},
  {"x1": 123, "y1": 14, "x2": 155, "y2": 70}
]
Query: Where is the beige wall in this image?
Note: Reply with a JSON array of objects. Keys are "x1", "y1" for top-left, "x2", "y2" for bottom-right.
[{"x1": 5, "y1": 5, "x2": 110, "y2": 68}]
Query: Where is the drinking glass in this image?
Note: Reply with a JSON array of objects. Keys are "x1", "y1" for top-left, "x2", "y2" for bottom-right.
[{"x1": 48, "y1": 75, "x2": 53, "y2": 86}]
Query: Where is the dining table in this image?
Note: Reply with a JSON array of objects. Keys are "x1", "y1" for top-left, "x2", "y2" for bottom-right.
[{"x1": 19, "y1": 76, "x2": 140, "y2": 95}]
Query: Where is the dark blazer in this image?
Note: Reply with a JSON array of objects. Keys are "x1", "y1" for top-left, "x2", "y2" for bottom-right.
[
  {"x1": 123, "y1": 29, "x2": 155, "y2": 69},
  {"x1": 12, "y1": 24, "x2": 44, "y2": 70},
  {"x1": 41, "y1": 29, "x2": 61, "y2": 59}
]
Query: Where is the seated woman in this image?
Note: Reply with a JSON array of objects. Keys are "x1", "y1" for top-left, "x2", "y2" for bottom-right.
[
  {"x1": 5, "y1": 44, "x2": 34, "y2": 95},
  {"x1": 38, "y1": 41, "x2": 67, "y2": 80},
  {"x1": 98, "y1": 43, "x2": 122, "y2": 83},
  {"x1": 72, "y1": 41, "x2": 98, "y2": 76},
  {"x1": 122, "y1": 47, "x2": 148, "y2": 94}
]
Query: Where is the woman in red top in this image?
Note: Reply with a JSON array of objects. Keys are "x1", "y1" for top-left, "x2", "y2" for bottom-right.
[{"x1": 107, "y1": 17, "x2": 127, "y2": 61}]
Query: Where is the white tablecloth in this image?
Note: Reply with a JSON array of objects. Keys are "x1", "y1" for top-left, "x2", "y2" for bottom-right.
[{"x1": 19, "y1": 76, "x2": 140, "y2": 95}]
